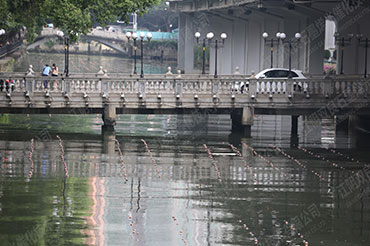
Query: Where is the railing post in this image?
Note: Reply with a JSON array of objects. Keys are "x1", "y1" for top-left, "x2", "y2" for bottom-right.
[
  {"x1": 286, "y1": 78, "x2": 294, "y2": 97},
  {"x1": 249, "y1": 79, "x2": 257, "y2": 97},
  {"x1": 175, "y1": 79, "x2": 183, "y2": 96},
  {"x1": 101, "y1": 79, "x2": 108, "y2": 95},
  {"x1": 212, "y1": 80, "x2": 219, "y2": 95},
  {"x1": 65, "y1": 78, "x2": 71, "y2": 95},
  {"x1": 323, "y1": 78, "x2": 333, "y2": 97},
  {"x1": 61, "y1": 78, "x2": 65, "y2": 93},
  {"x1": 138, "y1": 79, "x2": 145, "y2": 96},
  {"x1": 25, "y1": 76, "x2": 33, "y2": 93}
]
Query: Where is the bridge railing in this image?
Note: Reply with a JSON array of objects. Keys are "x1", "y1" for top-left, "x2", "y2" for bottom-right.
[
  {"x1": 0, "y1": 39, "x2": 23, "y2": 59},
  {"x1": 1, "y1": 74, "x2": 369, "y2": 98}
]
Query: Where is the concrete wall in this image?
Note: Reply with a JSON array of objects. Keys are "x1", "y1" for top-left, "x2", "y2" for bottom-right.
[{"x1": 338, "y1": 9, "x2": 370, "y2": 75}]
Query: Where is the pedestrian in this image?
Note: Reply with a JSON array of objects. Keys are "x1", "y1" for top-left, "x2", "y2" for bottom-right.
[
  {"x1": 0, "y1": 79, "x2": 3, "y2": 92},
  {"x1": 5, "y1": 79, "x2": 10, "y2": 92},
  {"x1": 10, "y1": 79, "x2": 15, "y2": 91},
  {"x1": 51, "y1": 63, "x2": 59, "y2": 90},
  {"x1": 51, "y1": 64, "x2": 58, "y2": 76},
  {"x1": 42, "y1": 64, "x2": 51, "y2": 89}
]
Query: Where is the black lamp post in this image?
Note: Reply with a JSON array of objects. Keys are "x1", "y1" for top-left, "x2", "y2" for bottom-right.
[
  {"x1": 195, "y1": 32, "x2": 227, "y2": 78},
  {"x1": 266, "y1": 32, "x2": 301, "y2": 78},
  {"x1": 139, "y1": 32, "x2": 152, "y2": 78},
  {"x1": 194, "y1": 32, "x2": 206, "y2": 75},
  {"x1": 357, "y1": 34, "x2": 370, "y2": 78},
  {"x1": 126, "y1": 32, "x2": 138, "y2": 74},
  {"x1": 57, "y1": 31, "x2": 70, "y2": 77},
  {"x1": 285, "y1": 33, "x2": 301, "y2": 78},
  {"x1": 64, "y1": 36, "x2": 70, "y2": 77},
  {"x1": 334, "y1": 32, "x2": 353, "y2": 75},
  {"x1": 262, "y1": 32, "x2": 283, "y2": 68}
]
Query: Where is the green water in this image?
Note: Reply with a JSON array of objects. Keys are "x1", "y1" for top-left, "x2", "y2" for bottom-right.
[{"x1": 0, "y1": 114, "x2": 369, "y2": 245}]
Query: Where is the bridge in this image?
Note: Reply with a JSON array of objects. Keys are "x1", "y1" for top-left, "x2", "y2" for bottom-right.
[
  {"x1": 28, "y1": 29, "x2": 130, "y2": 55},
  {"x1": 1, "y1": 71, "x2": 369, "y2": 139},
  {"x1": 170, "y1": 0, "x2": 370, "y2": 76},
  {"x1": 28, "y1": 29, "x2": 178, "y2": 58}
]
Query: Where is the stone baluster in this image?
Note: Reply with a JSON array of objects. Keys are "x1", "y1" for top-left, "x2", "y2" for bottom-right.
[
  {"x1": 245, "y1": 80, "x2": 250, "y2": 94},
  {"x1": 261, "y1": 81, "x2": 266, "y2": 94},
  {"x1": 266, "y1": 81, "x2": 271, "y2": 94},
  {"x1": 340, "y1": 81, "x2": 346, "y2": 94},
  {"x1": 270, "y1": 81, "x2": 276, "y2": 94},
  {"x1": 36, "y1": 79, "x2": 42, "y2": 92},
  {"x1": 276, "y1": 81, "x2": 281, "y2": 94},
  {"x1": 334, "y1": 80, "x2": 340, "y2": 94}
]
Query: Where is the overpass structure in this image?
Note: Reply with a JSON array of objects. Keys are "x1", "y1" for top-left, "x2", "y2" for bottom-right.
[
  {"x1": 1, "y1": 71, "x2": 370, "y2": 139},
  {"x1": 170, "y1": 0, "x2": 370, "y2": 76}
]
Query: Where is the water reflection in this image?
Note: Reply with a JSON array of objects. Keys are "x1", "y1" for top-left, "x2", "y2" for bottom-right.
[{"x1": 0, "y1": 115, "x2": 369, "y2": 245}]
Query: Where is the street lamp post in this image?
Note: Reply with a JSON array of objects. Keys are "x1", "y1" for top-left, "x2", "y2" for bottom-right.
[
  {"x1": 64, "y1": 36, "x2": 70, "y2": 77},
  {"x1": 357, "y1": 34, "x2": 370, "y2": 78},
  {"x1": 194, "y1": 32, "x2": 227, "y2": 78},
  {"x1": 57, "y1": 31, "x2": 69, "y2": 77},
  {"x1": 194, "y1": 32, "x2": 206, "y2": 74},
  {"x1": 126, "y1": 32, "x2": 138, "y2": 74},
  {"x1": 270, "y1": 32, "x2": 301, "y2": 78},
  {"x1": 139, "y1": 32, "x2": 152, "y2": 78},
  {"x1": 262, "y1": 32, "x2": 283, "y2": 68},
  {"x1": 334, "y1": 32, "x2": 353, "y2": 75}
]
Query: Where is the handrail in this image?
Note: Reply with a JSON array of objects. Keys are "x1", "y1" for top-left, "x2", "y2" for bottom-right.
[
  {"x1": 1, "y1": 73, "x2": 369, "y2": 98},
  {"x1": 0, "y1": 39, "x2": 23, "y2": 58}
]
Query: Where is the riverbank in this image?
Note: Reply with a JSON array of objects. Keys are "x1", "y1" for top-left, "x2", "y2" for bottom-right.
[{"x1": 0, "y1": 45, "x2": 26, "y2": 72}]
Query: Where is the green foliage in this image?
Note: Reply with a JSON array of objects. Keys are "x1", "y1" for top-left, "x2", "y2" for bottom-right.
[
  {"x1": 324, "y1": 50, "x2": 331, "y2": 60},
  {"x1": 0, "y1": 0, "x2": 161, "y2": 42},
  {"x1": 138, "y1": 1, "x2": 178, "y2": 32},
  {"x1": 45, "y1": 40, "x2": 55, "y2": 49}
]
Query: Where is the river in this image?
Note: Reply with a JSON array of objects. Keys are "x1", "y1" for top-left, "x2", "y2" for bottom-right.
[{"x1": 0, "y1": 52, "x2": 369, "y2": 246}]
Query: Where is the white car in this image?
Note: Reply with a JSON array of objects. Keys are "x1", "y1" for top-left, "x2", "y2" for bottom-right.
[
  {"x1": 238, "y1": 68, "x2": 306, "y2": 93},
  {"x1": 255, "y1": 68, "x2": 306, "y2": 79}
]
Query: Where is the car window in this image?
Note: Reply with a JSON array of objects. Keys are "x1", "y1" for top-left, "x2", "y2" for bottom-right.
[
  {"x1": 263, "y1": 70, "x2": 300, "y2": 78},
  {"x1": 291, "y1": 71, "x2": 299, "y2": 77},
  {"x1": 276, "y1": 70, "x2": 289, "y2": 77},
  {"x1": 265, "y1": 70, "x2": 277, "y2": 77}
]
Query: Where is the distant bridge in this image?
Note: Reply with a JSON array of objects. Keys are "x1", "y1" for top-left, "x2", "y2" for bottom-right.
[
  {"x1": 1, "y1": 71, "x2": 370, "y2": 138},
  {"x1": 28, "y1": 29, "x2": 178, "y2": 56},
  {"x1": 27, "y1": 29, "x2": 129, "y2": 54}
]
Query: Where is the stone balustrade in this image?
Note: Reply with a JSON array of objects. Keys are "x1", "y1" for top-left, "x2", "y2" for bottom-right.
[{"x1": 1, "y1": 73, "x2": 369, "y2": 98}]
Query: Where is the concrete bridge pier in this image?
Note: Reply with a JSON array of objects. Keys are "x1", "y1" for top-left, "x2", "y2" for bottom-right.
[
  {"x1": 290, "y1": 115, "x2": 299, "y2": 147},
  {"x1": 102, "y1": 104, "x2": 116, "y2": 131},
  {"x1": 102, "y1": 127, "x2": 116, "y2": 155},
  {"x1": 241, "y1": 138, "x2": 253, "y2": 158},
  {"x1": 231, "y1": 107, "x2": 254, "y2": 138},
  {"x1": 335, "y1": 115, "x2": 358, "y2": 148}
]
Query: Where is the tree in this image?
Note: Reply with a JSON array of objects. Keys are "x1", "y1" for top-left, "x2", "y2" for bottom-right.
[
  {"x1": 137, "y1": 1, "x2": 178, "y2": 32},
  {"x1": 0, "y1": 0, "x2": 161, "y2": 41}
]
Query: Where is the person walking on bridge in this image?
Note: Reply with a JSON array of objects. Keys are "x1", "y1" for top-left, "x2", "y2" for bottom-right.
[
  {"x1": 51, "y1": 64, "x2": 59, "y2": 90},
  {"x1": 42, "y1": 64, "x2": 52, "y2": 90}
]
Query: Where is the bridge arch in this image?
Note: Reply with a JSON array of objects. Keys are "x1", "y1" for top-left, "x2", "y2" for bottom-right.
[{"x1": 27, "y1": 34, "x2": 128, "y2": 55}]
